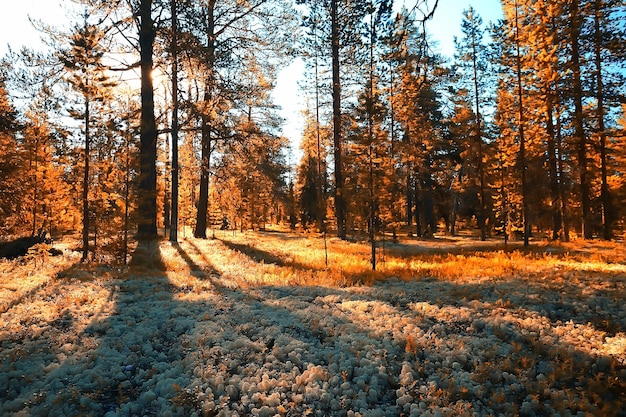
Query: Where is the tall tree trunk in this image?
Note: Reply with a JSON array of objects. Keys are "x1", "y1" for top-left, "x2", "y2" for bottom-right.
[
  {"x1": 545, "y1": 92, "x2": 562, "y2": 241},
  {"x1": 82, "y1": 95, "x2": 90, "y2": 261},
  {"x1": 570, "y1": 0, "x2": 592, "y2": 239},
  {"x1": 555, "y1": 101, "x2": 570, "y2": 241},
  {"x1": 368, "y1": 7, "x2": 376, "y2": 270},
  {"x1": 124, "y1": 110, "x2": 131, "y2": 263},
  {"x1": 163, "y1": 129, "x2": 171, "y2": 231},
  {"x1": 406, "y1": 163, "x2": 413, "y2": 234},
  {"x1": 31, "y1": 137, "x2": 38, "y2": 237},
  {"x1": 194, "y1": 1, "x2": 216, "y2": 239},
  {"x1": 169, "y1": 0, "x2": 179, "y2": 243},
  {"x1": 594, "y1": 0, "x2": 611, "y2": 240},
  {"x1": 470, "y1": 25, "x2": 486, "y2": 241},
  {"x1": 195, "y1": 103, "x2": 211, "y2": 239},
  {"x1": 331, "y1": 0, "x2": 346, "y2": 239},
  {"x1": 137, "y1": 0, "x2": 158, "y2": 239},
  {"x1": 313, "y1": 20, "x2": 325, "y2": 233},
  {"x1": 514, "y1": 1, "x2": 529, "y2": 246}
]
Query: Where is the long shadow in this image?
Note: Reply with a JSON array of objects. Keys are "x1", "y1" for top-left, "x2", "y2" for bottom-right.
[
  {"x1": 79, "y1": 240, "x2": 193, "y2": 414},
  {"x1": 218, "y1": 237, "x2": 325, "y2": 272},
  {"x1": 215, "y1": 233, "x2": 624, "y2": 336},
  {"x1": 0, "y1": 240, "x2": 193, "y2": 415},
  {"x1": 2, "y1": 237, "x2": 624, "y2": 416},
  {"x1": 1, "y1": 277, "x2": 55, "y2": 314}
]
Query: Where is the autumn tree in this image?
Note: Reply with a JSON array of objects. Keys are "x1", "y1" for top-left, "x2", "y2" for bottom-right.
[
  {"x1": 168, "y1": 0, "x2": 180, "y2": 242},
  {"x1": 299, "y1": 1, "x2": 331, "y2": 233},
  {"x1": 173, "y1": 0, "x2": 295, "y2": 238},
  {"x1": 70, "y1": 0, "x2": 161, "y2": 240},
  {"x1": 21, "y1": 106, "x2": 72, "y2": 237},
  {"x1": 391, "y1": 16, "x2": 452, "y2": 239},
  {"x1": 297, "y1": 0, "x2": 375, "y2": 239},
  {"x1": 0, "y1": 76, "x2": 22, "y2": 234},
  {"x1": 589, "y1": 0, "x2": 626, "y2": 239},
  {"x1": 454, "y1": 6, "x2": 492, "y2": 240},
  {"x1": 296, "y1": 108, "x2": 330, "y2": 229},
  {"x1": 496, "y1": 0, "x2": 626, "y2": 241},
  {"x1": 59, "y1": 19, "x2": 116, "y2": 261}
]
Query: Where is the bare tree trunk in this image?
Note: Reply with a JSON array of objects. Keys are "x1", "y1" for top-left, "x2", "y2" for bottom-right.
[
  {"x1": 82, "y1": 95, "x2": 90, "y2": 261},
  {"x1": 169, "y1": 0, "x2": 179, "y2": 243},
  {"x1": 195, "y1": 111, "x2": 211, "y2": 238},
  {"x1": 570, "y1": 0, "x2": 592, "y2": 239},
  {"x1": 594, "y1": 0, "x2": 611, "y2": 240},
  {"x1": 514, "y1": 1, "x2": 529, "y2": 246},
  {"x1": 195, "y1": 1, "x2": 216, "y2": 239},
  {"x1": 123, "y1": 108, "x2": 131, "y2": 263},
  {"x1": 137, "y1": 0, "x2": 158, "y2": 239},
  {"x1": 545, "y1": 93, "x2": 562, "y2": 241},
  {"x1": 331, "y1": 0, "x2": 346, "y2": 240},
  {"x1": 470, "y1": 21, "x2": 487, "y2": 241},
  {"x1": 555, "y1": 102, "x2": 570, "y2": 242}
]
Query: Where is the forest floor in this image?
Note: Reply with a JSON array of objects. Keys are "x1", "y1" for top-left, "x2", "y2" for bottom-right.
[{"x1": 1, "y1": 230, "x2": 625, "y2": 417}]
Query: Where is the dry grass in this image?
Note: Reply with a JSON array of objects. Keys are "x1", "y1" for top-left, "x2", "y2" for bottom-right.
[
  {"x1": 1, "y1": 230, "x2": 624, "y2": 416},
  {"x1": 210, "y1": 229, "x2": 626, "y2": 287}
]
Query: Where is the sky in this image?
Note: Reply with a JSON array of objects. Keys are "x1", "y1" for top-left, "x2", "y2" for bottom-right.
[{"x1": 0, "y1": 0, "x2": 503, "y2": 153}]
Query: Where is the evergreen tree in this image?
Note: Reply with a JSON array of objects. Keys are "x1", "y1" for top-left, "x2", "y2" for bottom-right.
[
  {"x1": 454, "y1": 6, "x2": 492, "y2": 240},
  {"x1": 0, "y1": 77, "x2": 22, "y2": 234},
  {"x1": 59, "y1": 18, "x2": 116, "y2": 261},
  {"x1": 296, "y1": 108, "x2": 330, "y2": 229},
  {"x1": 177, "y1": 0, "x2": 295, "y2": 238},
  {"x1": 21, "y1": 107, "x2": 72, "y2": 237}
]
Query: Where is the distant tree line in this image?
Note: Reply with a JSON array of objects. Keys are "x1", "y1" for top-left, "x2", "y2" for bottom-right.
[
  {"x1": 295, "y1": 0, "x2": 626, "y2": 248},
  {"x1": 0, "y1": 0, "x2": 624, "y2": 263}
]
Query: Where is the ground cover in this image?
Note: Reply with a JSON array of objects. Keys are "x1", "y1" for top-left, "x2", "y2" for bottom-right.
[{"x1": 1, "y1": 231, "x2": 625, "y2": 416}]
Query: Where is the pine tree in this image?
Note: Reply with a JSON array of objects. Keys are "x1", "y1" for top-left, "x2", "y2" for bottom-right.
[
  {"x1": 0, "y1": 77, "x2": 22, "y2": 234},
  {"x1": 179, "y1": 0, "x2": 296, "y2": 238},
  {"x1": 298, "y1": 0, "x2": 374, "y2": 239},
  {"x1": 21, "y1": 107, "x2": 72, "y2": 237},
  {"x1": 59, "y1": 18, "x2": 116, "y2": 261},
  {"x1": 296, "y1": 108, "x2": 330, "y2": 229},
  {"x1": 454, "y1": 7, "x2": 492, "y2": 240}
]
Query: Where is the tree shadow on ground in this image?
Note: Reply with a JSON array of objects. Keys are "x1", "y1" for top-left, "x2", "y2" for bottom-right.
[
  {"x1": 1, "y1": 236, "x2": 625, "y2": 416},
  {"x1": 217, "y1": 237, "x2": 325, "y2": 272}
]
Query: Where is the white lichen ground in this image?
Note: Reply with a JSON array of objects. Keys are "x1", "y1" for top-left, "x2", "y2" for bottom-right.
[{"x1": 1, "y1": 235, "x2": 625, "y2": 417}]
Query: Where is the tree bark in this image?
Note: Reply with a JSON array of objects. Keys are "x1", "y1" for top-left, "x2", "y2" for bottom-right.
[
  {"x1": 194, "y1": 1, "x2": 216, "y2": 239},
  {"x1": 137, "y1": 0, "x2": 158, "y2": 239},
  {"x1": 470, "y1": 19, "x2": 487, "y2": 241},
  {"x1": 545, "y1": 93, "x2": 562, "y2": 241},
  {"x1": 169, "y1": 0, "x2": 179, "y2": 243},
  {"x1": 82, "y1": 95, "x2": 90, "y2": 261},
  {"x1": 331, "y1": 0, "x2": 346, "y2": 239},
  {"x1": 514, "y1": 1, "x2": 529, "y2": 246},
  {"x1": 594, "y1": 0, "x2": 611, "y2": 240},
  {"x1": 570, "y1": 0, "x2": 592, "y2": 239}
]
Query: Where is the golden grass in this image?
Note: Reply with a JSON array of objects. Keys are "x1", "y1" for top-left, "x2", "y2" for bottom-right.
[{"x1": 206, "y1": 230, "x2": 626, "y2": 288}]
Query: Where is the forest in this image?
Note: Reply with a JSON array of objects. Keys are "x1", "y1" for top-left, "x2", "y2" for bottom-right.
[
  {"x1": 1, "y1": 0, "x2": 625, "y2": 416},
  {"x1": 0, "y1": 0, "x2": 624, "y2": 257}
]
